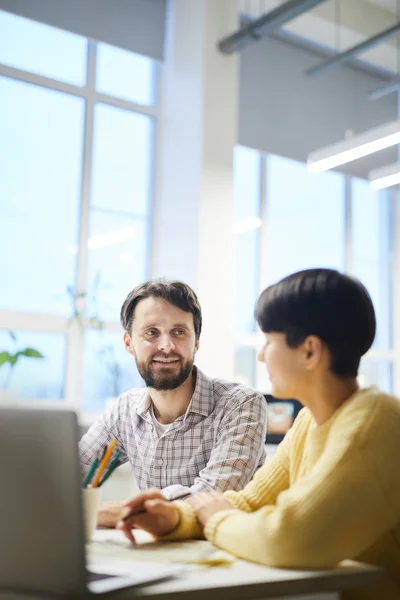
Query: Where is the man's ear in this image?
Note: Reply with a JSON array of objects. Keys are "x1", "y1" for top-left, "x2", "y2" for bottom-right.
[
  {"x1": 194, "y1": 337, "x2": 200, "y2": 354},
  {"x1": 123, "y1": 332, "x2": 135, "y2": 357},
  {"x1": 303, "y1": 336, "x2": 323, "y2": 370}
]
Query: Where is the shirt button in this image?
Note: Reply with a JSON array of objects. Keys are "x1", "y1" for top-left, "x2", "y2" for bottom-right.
[{"x1": 158, "y1": 458, "x2": 163, "y2": 465}]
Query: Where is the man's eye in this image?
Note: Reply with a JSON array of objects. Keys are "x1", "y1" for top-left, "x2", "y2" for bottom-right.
[
  {"x1": 145, "y1": 330, "x2": 158, "y2": 337},
  {"x1": 174, "y1": 329, "x2": 186, "y2": 336}
]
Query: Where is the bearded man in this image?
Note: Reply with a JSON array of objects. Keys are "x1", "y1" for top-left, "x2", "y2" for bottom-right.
[{"x1": 79, "y1": 279, "x2": 267, "y2": 528}]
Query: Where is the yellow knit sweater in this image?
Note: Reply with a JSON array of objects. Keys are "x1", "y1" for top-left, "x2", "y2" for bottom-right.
[{"x1": 164, "y1": 387, "x2": 400, "y2": 600}]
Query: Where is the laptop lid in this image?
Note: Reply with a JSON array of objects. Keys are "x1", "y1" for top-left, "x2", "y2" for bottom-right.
[{"x1": 0, "y1": 407, "x2": 87, "y2": 596}]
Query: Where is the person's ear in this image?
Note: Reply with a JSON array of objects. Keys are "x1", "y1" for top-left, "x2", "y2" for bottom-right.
[
  {"x1": 303, "y1": 336, "x2": 323, "y2": 370},
  {"x1": 194, "y1": 337, "x2": 200, "y2": 354},
  {"x1": 123, "y1": 332, "x2": 135, "y2": 357}
]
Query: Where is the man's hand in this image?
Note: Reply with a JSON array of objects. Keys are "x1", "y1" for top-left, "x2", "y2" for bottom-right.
[
  {"x1": 98, "y1": 500, "x2": 124, "y2": 528},
  {"x1": 116, "y1": 489, "x2": 180, "y2": 544},
  {"x1": 186, "y1": 491, "x2": 232, "y2": 528}
]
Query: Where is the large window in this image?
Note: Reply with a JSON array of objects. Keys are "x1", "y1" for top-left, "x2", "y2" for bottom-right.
[
  {"x1": 0, "y1": 11, "x2": 158, "y2": 415},
  {"x1": 233, "y1": 148, "x2": 396, "y2": 396}
]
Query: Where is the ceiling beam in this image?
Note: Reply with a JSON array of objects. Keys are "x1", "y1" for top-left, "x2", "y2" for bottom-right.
[
  {"x1": 218, "y1": 0, "x2": 328, "y2": 55},
  {"x1": 307, "y1": 21, "x2": 400, "y2": 76}
]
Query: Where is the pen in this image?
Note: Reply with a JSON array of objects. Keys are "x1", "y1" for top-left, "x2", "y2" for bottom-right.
[
  {"x1": 122, "y1": 498, "x2": 173, "y2": 522},
  {"x1": 122, "y1": 508, "x2": 147, "y2": 521},
  {"x1": 91, "y1": 439, "x2": 117, "y2": 488},
  {"x1": 99, "y1": 450, "x2": 121, "y2": 487}
]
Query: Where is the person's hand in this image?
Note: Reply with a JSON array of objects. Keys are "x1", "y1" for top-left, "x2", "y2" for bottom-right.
[
  {"x1": 97, "y1": 500, "x2": 124, "y2": 528},
  {"x1": 186, "y1": 491, "x2": 232, "y2": 528},
  {"x1": 116, "y1": 489, "x2": 180, "y2": 544}
]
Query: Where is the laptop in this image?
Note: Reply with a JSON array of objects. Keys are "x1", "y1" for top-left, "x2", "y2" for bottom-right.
[{"x1": 0, "y1": 407, "x2": 181, "y2": 596}]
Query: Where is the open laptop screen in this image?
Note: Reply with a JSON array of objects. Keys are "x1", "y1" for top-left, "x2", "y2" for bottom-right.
[{"x1": 0, "y1": 408, "x2": 87, "y2": 596}]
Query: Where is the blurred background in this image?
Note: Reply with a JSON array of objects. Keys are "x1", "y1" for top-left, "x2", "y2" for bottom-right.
[{"x1": 0, "y1": 0, "x2": 399, "y2": 429}]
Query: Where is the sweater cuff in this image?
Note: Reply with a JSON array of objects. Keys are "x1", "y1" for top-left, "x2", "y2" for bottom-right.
[
  {"x1": 157, "y1": 500, "x2": 204, "y2": 541},
  {"x1": 224, "y1": 491, "x2": 252, "y2": 512},
  {"x1": 204, "y1": 509, "x2": 241, "y2": 544}
]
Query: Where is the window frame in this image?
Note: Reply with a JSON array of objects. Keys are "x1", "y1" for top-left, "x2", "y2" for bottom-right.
[
  {"x1": 0, "y1": 36, "x2": 160, "y2": 422},
  {"x1": 233, "y1": 148, "x2": 400, "y2": 398}
]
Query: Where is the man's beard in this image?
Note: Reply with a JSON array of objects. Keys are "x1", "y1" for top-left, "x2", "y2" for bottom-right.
[{"x1": 135, "y1": 354, "x2": 194, "y2": 390}]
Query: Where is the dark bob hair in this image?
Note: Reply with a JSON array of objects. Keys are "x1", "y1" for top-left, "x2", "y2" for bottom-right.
[
  {"x1": 255, "y1": 268, "x2": 376, "y2": 377},
  {"x1": 120, "y1": 279, "x2": 202, "y2": 339}
]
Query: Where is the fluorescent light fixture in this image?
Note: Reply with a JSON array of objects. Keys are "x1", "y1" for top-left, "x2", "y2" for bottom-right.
[
  {"x1": 369, "y1": 162, "x2": 400, "y2": 190},
  {"x1": 88, "y1": 226, "x2": 136, "y2": 250},
  {"x1": 233, "y1": 217, "x2": 262, "y2": 234},
  {"x1": 307, "y1": 120, "x2": 400, "y2": 173}
]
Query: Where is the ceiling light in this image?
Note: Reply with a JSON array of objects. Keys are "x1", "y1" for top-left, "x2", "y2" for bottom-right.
[
  {"x1": 307, "y1": 120, "x2": 400, "y2": 173},
  {"x1": 233, "y1": 218, "x2": 262, "y2": 234},
  {"x1": 88, "y1": 226, "x2": 136, "y2": 250},
  {"x1": 369, "y1": 162, "x2": 400, "y2": 190}
]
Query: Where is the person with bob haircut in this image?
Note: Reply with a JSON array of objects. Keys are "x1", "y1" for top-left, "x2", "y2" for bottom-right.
[{"x1": 118, "y1": 268, "x2": 400, "y2": 600}]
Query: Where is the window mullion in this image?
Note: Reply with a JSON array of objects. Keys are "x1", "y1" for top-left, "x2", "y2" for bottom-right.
[
  {"x1": 345, "y1": 175, "x2": 352, "y2": 274},
  {"x1": 64, "y1": 41, "x2": 97, "y2": 411},
  {"x1": 392, "y1": 190, "x2": 400, "y2": 396}
]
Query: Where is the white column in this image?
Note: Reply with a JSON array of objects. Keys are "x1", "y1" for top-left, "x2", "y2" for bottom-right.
[{"x1": 152, "y1": 0, "x2": 238, "y2": 379}]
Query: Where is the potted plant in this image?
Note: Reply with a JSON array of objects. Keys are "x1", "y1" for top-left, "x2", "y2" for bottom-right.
[{"x1": 0, "y1": 331, "x2": 44, "y2": 401}]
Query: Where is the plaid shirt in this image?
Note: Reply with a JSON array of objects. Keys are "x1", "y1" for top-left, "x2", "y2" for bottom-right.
[{"x1": 79, "y1": 367, "x2": 267, "y2": 500}]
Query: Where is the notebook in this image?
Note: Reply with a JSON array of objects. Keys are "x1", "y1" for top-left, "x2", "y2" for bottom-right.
[{"x1": 0, "y1": 407, "x2": 182, "y2": 595}]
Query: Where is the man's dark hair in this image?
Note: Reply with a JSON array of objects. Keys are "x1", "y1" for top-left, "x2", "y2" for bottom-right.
[
  {"x1": 255, "y1": 268, "x2": 376, "y2": 378},
  {"x1": 120, "y1": 279, "x2": 202, "y2": 339}
]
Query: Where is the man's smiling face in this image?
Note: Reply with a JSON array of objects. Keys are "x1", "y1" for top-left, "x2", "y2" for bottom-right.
[{"x1": 124, "y1": 297, "x2": 199, "y2": 390}]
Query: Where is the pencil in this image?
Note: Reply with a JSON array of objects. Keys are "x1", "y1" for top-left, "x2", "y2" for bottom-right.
[
  {"x1": 83, "y1": 458, "x2": 99, "y2": 488},
  {"x1": 99, "y1": 450, "x2": 121, "y2": 486},
  {"x1": 91, "y1": 440, "x2": 117, "y2": 488}
]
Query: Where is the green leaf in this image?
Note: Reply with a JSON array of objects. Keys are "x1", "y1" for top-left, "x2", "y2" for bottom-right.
[
  {"x1": 0, "y1": 351, "x2": 14, "y2": 367},
  {"x1": 17, "y1": 348, "x2": 44, "y2": 359}
]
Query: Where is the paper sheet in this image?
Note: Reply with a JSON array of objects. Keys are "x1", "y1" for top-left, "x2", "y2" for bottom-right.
[{"x1": 88, "y1": 529, "x2": 235, "y2": 566}]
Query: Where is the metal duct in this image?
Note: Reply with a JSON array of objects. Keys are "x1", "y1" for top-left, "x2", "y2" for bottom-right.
[
  {"x1": 218, "y1": 0, "x2": 328, "y2": 55},
  {"x1": 369, "y1": 78, "x2": 400, "y2": 101},
  {"x1": 307, "y1": 21, "x2": 400, "y2": 77}
]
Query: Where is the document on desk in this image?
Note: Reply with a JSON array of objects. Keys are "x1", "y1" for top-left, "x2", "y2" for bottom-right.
[{"x1": 88, "y1": 529, "x2": 235, "y2": 566}]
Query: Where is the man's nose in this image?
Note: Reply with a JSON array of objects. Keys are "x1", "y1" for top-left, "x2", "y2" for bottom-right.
[{"x1": 158, "y1": 335, "x2": 176, "y2": 352}]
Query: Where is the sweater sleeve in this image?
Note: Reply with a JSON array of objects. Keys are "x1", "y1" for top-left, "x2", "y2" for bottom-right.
[
  {"x1": 203, "y1": 401, "x2": 400, "y2": 569},
  {"x1": 223, "y1": 411, "x2": 293, "y2": 512},
  {"x1": 159, "y1": 409, "x2": 300, "y2": 541}
]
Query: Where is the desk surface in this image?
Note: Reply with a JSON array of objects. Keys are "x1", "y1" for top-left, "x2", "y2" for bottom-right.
[
  {"x1": 89, "y1": 530, "x2": 384, "y2": 600},
  {"x1": 0, "y1": 530, "x2": 384, "y2": 600},
  {"x1": 116, "y1": 560, "x2": 383, "y2": 600}
]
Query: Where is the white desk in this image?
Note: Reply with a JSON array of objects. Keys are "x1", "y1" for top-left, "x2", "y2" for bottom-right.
[
  {"x1": 0, "y1": 530, "x2": 384, "y2": 600},
  {"x1": 87, "y1": 530, "x2": 383, "y2": 600},
  {"x1": 110, "y1": 558, "x2": 382, "y2": 600}
]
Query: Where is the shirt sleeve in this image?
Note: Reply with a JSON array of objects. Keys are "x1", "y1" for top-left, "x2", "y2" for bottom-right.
[
  {"x1": 79, "y1": 399, "x2": 128, "y2": 481},
  {"x1": 161, "y1": 391, "x2": 267, "y2": 500},
  {"x1": 203, "y1": 402, "x2": 400, "y2": 569}
]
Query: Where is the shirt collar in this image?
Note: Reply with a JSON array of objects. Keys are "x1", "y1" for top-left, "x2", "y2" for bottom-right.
[
  {"x1": 185, "y1": 367, "x2": 214, "y2": 417},
  {"x1": 135, "y1": 389, "x2": 152, "y2": 418},
  {"x1": 134, "y1": 366, "x2": 214, "y2": 419}
]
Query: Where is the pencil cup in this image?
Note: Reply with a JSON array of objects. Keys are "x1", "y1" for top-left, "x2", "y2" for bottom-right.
[{"x1": 83, "y1": 487, "x2": 101, "y2": 541}]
